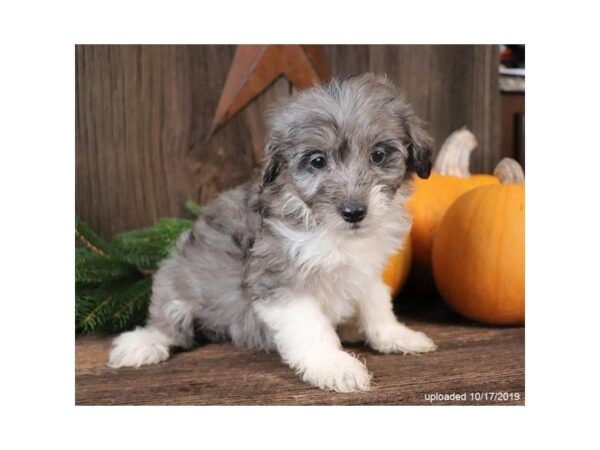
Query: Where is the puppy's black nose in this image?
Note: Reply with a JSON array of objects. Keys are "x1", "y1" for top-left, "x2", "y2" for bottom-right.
[{"x1": 340, "y1": 204, "x2": 367, "y2": 223}]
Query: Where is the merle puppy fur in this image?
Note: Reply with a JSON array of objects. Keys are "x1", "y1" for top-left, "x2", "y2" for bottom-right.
[{"x1": 109, "y1": 73, "x2": 437, "y2": 392}]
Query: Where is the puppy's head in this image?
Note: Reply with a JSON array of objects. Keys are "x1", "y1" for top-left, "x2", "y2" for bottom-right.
[{"x1": 261, "y1": 73, "x2": 432, "y2": 233}]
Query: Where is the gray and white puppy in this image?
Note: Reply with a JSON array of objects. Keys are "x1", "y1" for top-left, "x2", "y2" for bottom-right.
[{"x1": 108, "y1": 73, "x2": 437, "y2": 392}]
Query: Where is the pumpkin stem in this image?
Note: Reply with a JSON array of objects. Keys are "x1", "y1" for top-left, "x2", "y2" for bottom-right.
[
  {"x1": 494, "y1": 158, "x2": 525, "y2": 184},
  {"x1": 432, "y1": 128, "x2": 478, "y2": 178}
]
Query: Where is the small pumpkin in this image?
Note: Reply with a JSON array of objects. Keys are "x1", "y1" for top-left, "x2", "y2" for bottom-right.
[
  {"x1": 432, "y1": 158, "x2": 525, "y2": 325},
  {"x1": 382, "y1": 236, "x2": 411, "y2": 297},
  {"x1": 407, "y1": 128, "x2": 499, "y2": 288}
]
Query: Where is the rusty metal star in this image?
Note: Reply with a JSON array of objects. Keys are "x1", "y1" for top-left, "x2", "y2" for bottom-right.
[{"x1": 207, "y1": 45, "x2": 331, "y2": 138}]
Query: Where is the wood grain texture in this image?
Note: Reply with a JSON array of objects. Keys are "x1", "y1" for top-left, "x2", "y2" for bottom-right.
[
  {"x1": 76, "y1": 45, "x2": 277, "y2": 239},
  {"x1": 76, "y1": 45, "x2": 500, "y2": 239},
  {"x1": 76, "y1": 298, "x2": 524, "y2": 406},
  {"x1": 369, "y1": 45, "x2": 500, "y2": 172}
]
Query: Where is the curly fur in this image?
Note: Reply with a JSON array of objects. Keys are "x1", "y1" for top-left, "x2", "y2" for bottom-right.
[{"x1": 108, "y1": 73, "x2": 437, "y2": 392}]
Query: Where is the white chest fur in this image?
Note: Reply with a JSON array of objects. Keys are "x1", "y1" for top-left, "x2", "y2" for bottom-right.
[
  {"x1": 269, "y1": 224, "x2": 406, "y2": 325},
  {"x1": 264, "y1": 192, "x2": 412, "y2": 325}
]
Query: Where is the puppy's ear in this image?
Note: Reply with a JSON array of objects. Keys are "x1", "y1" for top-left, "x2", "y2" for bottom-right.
[
  {"x1": 262, "y1": 157, "x2": 281, "y2": 186},
  {"x1": 261, "y1": 142, "x2": 284, "y2": 187},
  {"x1": 387, "y1": 87, "x2": 433, "y2": 179},
  {"x1": 404, "y1": 116, "x2": 433, "y2": 179}
]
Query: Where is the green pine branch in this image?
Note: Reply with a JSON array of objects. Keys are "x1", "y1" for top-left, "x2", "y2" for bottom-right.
[
  {"x1": 185, "y1": 199, "x2": 202, "y2": 218},
  {"x1": 75, "y1": 216, "x2": 112, "y2": 257},
  {"x1": 76, "y1": 249, "x2": 137, "y2": 284},
  {"x1": 111, "y1": 218, "x2": 193, "y2": 270},
  {"x1": 76, "y1": 276, "x2": 152, "y2": 333},
  {"x1": 75, "y1": 212, "x2": 196, "y2": 334},
  {"x1": 109, "y1": 277, "x2": 153, "y2": 330},
  {"x1": 76, "y1": 281, "x2": 118, "y2": 333}
]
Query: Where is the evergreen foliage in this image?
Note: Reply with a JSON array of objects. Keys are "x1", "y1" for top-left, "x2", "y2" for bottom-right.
[
  {"x1": 75, "y1": 214, "x2": 196, "y2": 333},
  {"x1": 111, "y1": 218, "x2": 194, "y2": 270},
  {"x1": 185, "y1": 199, "x2": 202, "y2": 217}
]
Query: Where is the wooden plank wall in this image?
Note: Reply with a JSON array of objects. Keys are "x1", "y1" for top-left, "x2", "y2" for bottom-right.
[{"x1": 76, "y1": 45, "x2": 500, "y2": 238}]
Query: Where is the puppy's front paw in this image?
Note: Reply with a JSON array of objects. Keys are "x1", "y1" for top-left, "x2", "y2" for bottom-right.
[
  {"x1": 369, "y1": 325, "x2": 437, "y2": 355},
  {"x1": 300, "y1": 351, "x2": 371, "y2": 393}
]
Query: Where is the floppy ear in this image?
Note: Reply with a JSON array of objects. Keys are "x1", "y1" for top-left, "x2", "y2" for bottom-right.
[
  {"x1": 262, "y1": 157, "x2": 281, "y2": 186},
  {"x1": 405, "y1": 116, "x2": 433, "y2": 179},
  {"x1": 261, "y1": 141, "x2": 284, "y2": 187},
  {"x1": 388, "y1": 91, "x2": 433, "y2": 179}
]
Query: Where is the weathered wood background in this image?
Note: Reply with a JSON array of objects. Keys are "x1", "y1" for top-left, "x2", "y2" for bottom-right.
[{"x1": 76, "y1": 45, "x2": 500, "y2": 238}]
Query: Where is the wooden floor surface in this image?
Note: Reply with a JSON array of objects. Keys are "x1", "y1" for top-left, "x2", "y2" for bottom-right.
[{"x1": 75, "y1": 297, "x2": 525, "y2": 405}]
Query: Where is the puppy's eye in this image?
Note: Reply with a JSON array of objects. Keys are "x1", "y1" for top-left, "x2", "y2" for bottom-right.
[
  {"x1": 310, "y1": 154, "x2": 327, "y2": 169},
  {"x1": 370, "y1": 150, "x2": 386, "y2": 165}
]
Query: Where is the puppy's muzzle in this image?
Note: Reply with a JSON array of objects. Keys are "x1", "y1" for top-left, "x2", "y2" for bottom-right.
[{"x1": 339, "y1": 203, "x2": 367, "y2": 223}]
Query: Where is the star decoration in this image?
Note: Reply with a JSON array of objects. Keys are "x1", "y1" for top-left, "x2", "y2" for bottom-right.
[{"x1": 207, "y1": 45, "x2": 331, "y2": 137}]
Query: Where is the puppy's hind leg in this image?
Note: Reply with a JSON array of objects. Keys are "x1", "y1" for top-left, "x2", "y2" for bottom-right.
[
  {"x1": 107, "y1": 326, "x2": 175, "y2": 368},
  {"x1": 108, "y1": 299, "x2": 195, "y2": 368}
]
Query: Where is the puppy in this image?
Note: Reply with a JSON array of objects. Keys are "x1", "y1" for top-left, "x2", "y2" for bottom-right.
[{"x1": 108, "y1": 73, "x2": 437, "y2": 392}]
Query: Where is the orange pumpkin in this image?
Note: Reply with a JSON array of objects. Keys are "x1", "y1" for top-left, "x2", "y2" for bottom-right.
[
  {"x1": 407, "y1": 128, "x2": 498, "y2": 274},
  {"x1": 382, "y1": 236, "x2": 411, "y2": 297},
  {"x1": 432, "y1": 158, "x2": 525, "y2": 325},
  {"x1": 407, "y1": 128, "x2": 499, "y2": 289}
]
